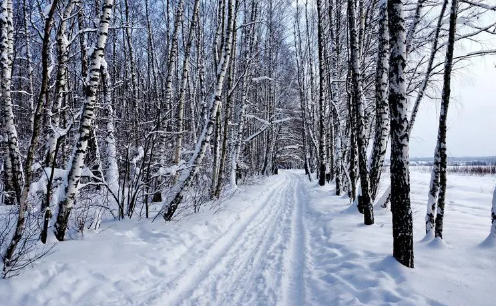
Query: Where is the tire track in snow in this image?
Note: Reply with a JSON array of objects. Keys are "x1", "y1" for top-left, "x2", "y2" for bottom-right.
[
  {"x1": 226, "y1": 172, "x2": 298, "y2": 306},
  {"x1": 206, "y1": 172, "x2": 307, "y2": 306},
  {"x1": 142, "y1": 176, "x2": 290, "y2": 306},
  {"x1": 106, "y1": 178, "x2": 286, "y2": 306},
  {"x1": 182, "y1": 175, "x2": 292, "y2": 306},
  {"x1": 280, "y1": 172, "x2": 307, "y2": 306}
]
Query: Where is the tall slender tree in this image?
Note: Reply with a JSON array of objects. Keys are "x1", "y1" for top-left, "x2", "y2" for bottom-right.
[
  {"x1": 316, "y1": 0, "x2": 327, "y2": 186},
  {"x1": 388, "y1": 0, "x2": 414, "y2": 268},
  {"x1": 433, "y1": 0, "x2": 459, "y2": 239},
  {"x1": 348, "y1": 0, "x2": 373, "y2": 224},
  {"x1": 54, "y1": 0, "x2": 115, "y2": 241}
]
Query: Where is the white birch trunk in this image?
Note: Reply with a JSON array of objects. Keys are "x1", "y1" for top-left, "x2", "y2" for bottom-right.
[
  {"x1": 426, "y1": 144, "x2": 441, "y2": 237},
  {"x1": 54, "y1": 0, "x2": 114, "y2": 241},
  {"x1": 46, "y1": 0, "x2": 77, "y2": 167},
  {"x1": 1, "y1": 0, "x2": 25, "y2": 268},
  {"x1": 157, "y1": 0, "x2": 184, "y2": 190},
  {"x1": 389, "y1": 0, "x2": 414, "y2": 268},
  {"x1": 22, "y1": 0, "x2": 34, "y2": 128},
  {"x1": 425, "y1": 0, "x2": 453, "y2": 238},
  {"x1": 0, "y1": 0, "x2": 24, "y2": 202},
  {"x1": 230, "y1": 105, "x2": 246, "y2": 187}
]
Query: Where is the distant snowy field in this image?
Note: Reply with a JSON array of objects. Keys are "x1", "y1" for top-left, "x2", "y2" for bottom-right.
[{"x1": 1, "y1": 170, "x2": 494, "y2": 306}]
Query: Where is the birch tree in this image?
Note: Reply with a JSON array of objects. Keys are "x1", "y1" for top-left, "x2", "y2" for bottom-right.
[
  {"x1": 155, "y1": 0, "x2": 184, "y2": 199},
  {"x1": 0, "y1": 0, "x2": 23, "y2": 207},
  {"x1": 45, "y1": 0, "x2": 73, "y2": 168},
  {"x1": 348, "y1": 0, "x2": 373, "y2": 224},
  {"x1": 1, "y1": 0, "x2": 24, "y2": 268},
  {"x1": 432, "y1": 0, "x2": 459, "y2": 239},
  {"x1": 316, "y1": 0, "x2": 327, "y2": 186},
  {"x1": 294, "y1": 0, "x2": 311, "y2": 181},
  {"x1": 388, "y1": 0, "x2": 414, "y2": 268},
  {"x1": 54, "y1": 0, "x2": 114, "y2": 241}
]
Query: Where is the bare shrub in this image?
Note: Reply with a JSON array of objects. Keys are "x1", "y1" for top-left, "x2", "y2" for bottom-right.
[{"x1": 1, "y1": 209, "x2": 55, "y2": 278}]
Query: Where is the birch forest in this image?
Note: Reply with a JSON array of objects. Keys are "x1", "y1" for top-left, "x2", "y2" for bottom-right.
[{"x1": 1, "y1": 0, "x2": 495, "y2": 278}]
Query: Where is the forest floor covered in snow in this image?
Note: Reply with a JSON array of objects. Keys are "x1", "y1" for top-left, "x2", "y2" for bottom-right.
[{"x1": 1, "y1": 170, "x2": 495, "y2": 306}]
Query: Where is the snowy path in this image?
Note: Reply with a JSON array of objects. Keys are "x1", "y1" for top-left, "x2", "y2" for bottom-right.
[{"x1": 144, "y1": 171, "x2": 308, "y2": 306}]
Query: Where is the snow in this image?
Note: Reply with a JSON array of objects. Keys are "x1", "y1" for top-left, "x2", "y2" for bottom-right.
[
  {"x1": 251, "y1": 76, "x2": 273, "y2": 82},
  {"x1": 159, "y1": 161, "x2": 185, "y2": 176},
  {"x1": 131, "y1": 146, "x2": 144, "y2": 165},
  {"x1": 42, "y1": 3, "x2": 53, "y2": 16},
  {"x1": 1, "y1": 170, "x2": 495, "y2": 305}
]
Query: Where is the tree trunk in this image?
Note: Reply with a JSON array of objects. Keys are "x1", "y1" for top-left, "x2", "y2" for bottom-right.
[
  {"x1": 210, "y1": 107, "x2": 222, "y2": 197},
  {"x1": 424, "y1": 0, "x2": 450, "y2": 236},
  {"x1": 123, "y1": 0, "x2": 139, "y2": 139},
  {"x1": 22, "y1": 0, "x2": 34, "y2": 130},
  {"x1": 347, "y1": 88, "x2": 357, "y2": 200},
  {"x1": 316, "y1": 0, "x2": 327, "y2": 186},
  {"x1": 388, "y1": 0, "x2": 414, "y2": 268},
  {"x1": 435, "y1": 0, "x2": 459, "y2": 240},
  {"x1": 1, "y1": 0, "x2": 25, "y2": 268},
  {"x1": 45, "y1": 0, "x2": 75, "y2": 168},
  {"x1": 215, "y1": 27, "x2": 237, "y2": 197},
  {"x1": 348, "y1": 0, "x2": 373, "y2": 224},
  {"x1": 426, "y1": 145, "x2": 441, "y2": 236},
  {"x1": 0, "y1": 0, "x2": 23, "y2": 205},
  {"x1": 54, "y1": 0, "x2": 114, "y2": 241}
]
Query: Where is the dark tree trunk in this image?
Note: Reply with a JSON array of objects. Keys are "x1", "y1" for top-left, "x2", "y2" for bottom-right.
[
  {"x1": 316, "y1": 0, "x2": 327, "y2": 186},
  {"x1": 348, "y1": 0, "x2": 373, "y2": 225},
  {"x1": 435, "y1": 0, "x2": 459, "y2": 239}
]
